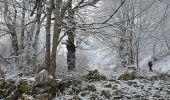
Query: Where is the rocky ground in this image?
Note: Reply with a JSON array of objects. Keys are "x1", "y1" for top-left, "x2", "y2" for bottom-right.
[{"x1": 0, "y1": 67, "x2": 170, "y2": 100}]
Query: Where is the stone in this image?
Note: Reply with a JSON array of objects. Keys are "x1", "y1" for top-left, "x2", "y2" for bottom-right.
[
  {"x1": 104, "y1": 84, "x2": 112, "y2": 88},
  {"x1": 100, "y1": 90, "x2": 111, "y2": 98},
  {"x1": 34, "y1": 69, "x2": 55, "y2": 87},
  {"x1": 0, "y1": 78, "x2": 5, "y2": 89},
  {"x1": 0, "y1": 68, "x2": 4, "y2": 78},
  {"x1": 18, "y1": 94, "x2": 35, "y2": 100},
  {"x1": 56, "y1": 80, "x2": 70, "y2": 93},
  {"x1": 72, "y1": 95, "x2": 81, "y2": 100},
  {"x1": 84, "y1": 70, "x2": 107, "y2": 81},
  {"x1": 117, "y1": 71, "x2": 136, "y2": 81},
  {"x1": 0, "y1": 89, "x2": 9, "y2": 98},
  {"x1": 114, "y1": 89, "x2": 124, "y2": 95},
  {"x1": 112, "y1": 85, "x2": 118, "y2": 90},
  {"x1": 81, "y1": 91, "x2": 90, "y2": 97},
  {"x1": 112, "y1": 95, "x2": 123, "y2": 99},
  {"x1": 34, "y1": 93, "x2": 52, "y2": 100},
  {"x1": 87, "y1": 84, "x2": 96, "y2": 92},
  {"x1": 90, "y1": 93, "x2": 98, "y2": 100}
]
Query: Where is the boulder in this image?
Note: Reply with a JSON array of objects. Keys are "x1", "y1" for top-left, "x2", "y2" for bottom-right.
[
  {"x1": 34, "y1": 93, "x2": 52, "y2": 100},
  {"x1": 18, "y1": 94, "x2": 35, "y2": 100},
  {"x1": 80, "y1": 91, "x2": 90, "y2": 97},
  {"x1": 84, "y1": 70, "x2": 107, "y2": 81},
  {"x1": 87, "y1": 84, "x2": 96, "y2": 92},
  {"x1": 100, "y1": 90, "x2": 111, "y2": 98},
  {"x1": 0, "y1": 78, "x2": 5, "y2": 89},
  {"x1": 0, "y1": 67, "x2": 4, "y2": 78},
  {"x1": 117, "y1": 70, "x2": 136, "y2": 81},
  {"x1": 34, "y1": 69, "x2": 55, "y2": 87}
]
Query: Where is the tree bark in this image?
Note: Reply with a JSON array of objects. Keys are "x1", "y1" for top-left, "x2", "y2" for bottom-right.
[
  {"x1": 66, "y1": 0, "x2": 76, "y2": 71},
  {"x1": 49, "y1": 0, "x2": 62, "y2": 77},
  {"x1": 4, "y1": 0, "x2": 19, "y2": 56},
  {"x1": 45, "y1": 0, "x2": 53, "y2": 71},
  {"x1": 20, "y1": 0, "x2": 26, "y2": 51}
]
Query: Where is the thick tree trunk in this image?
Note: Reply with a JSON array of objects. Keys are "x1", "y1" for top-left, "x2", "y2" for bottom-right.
[
  {"x1": 45, "y1": 0, "x2": 53, "y2": 71},
  {"x1": 49, "y1": 0, "x2": 62, "y2": 78},
  {"x1": 32, "y1": 0, "x2": 43, "y2": 71},
  {"x1": 66, "y1": 0, "x2": 76, "y2": 71},
  {"x1": 4, "y1": 0, "x2": 19, "y2": 56},
  {"x1": 49, "y1": 0, "x2": 70, "y2": 77},
  {"x1": 67, "y1": 30, "x2": 76, "y2": 71}
]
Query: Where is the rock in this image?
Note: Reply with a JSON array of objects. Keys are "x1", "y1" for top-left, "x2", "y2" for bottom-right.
[
  {"x1": 71, "y1": 86, "x2": 80, "y2": 94},
  {"x1": 0, "y1": 68, "x2": 4, "y2": 78},
  {"x1": 84, "y1": 70, "x2": 107, "y2": 81},
  {"x1": 134, "y1": 94, "x2": 141, "y2": 98},
  {"x1": 34, "y1": 69, "x2": 55, "y2": 87},
  {"x1": 0, "y1": 89, "x2": 9, "y2": 98},
  {"x1": 90, "y1": 93, "x2": 98, "y2": 100},
  {"x1": 148, "y1": 75, "x2": 158, "y2": 81},
  {"x1": 112, "y1": 85, "x2": 118, "y2": 90},
  {"x1": 5, "y1": 90, "x2": 21, "y2": 100},
  {"x1": 166, "y1": 89, "x2": 170, "y2": 95},
  {"x1": 127, "y1": 66, "x2": 137, "y2": 71},
  {"x1": 80, "y1": 91, "x2": 90, "y2": 97},
  {"x1": 87, "y1": 84, "x2": 96, "y2": 92},
  {"x1": 56, "y1": 80, "x2": 70, "y2": 93},
  {"x1": 100, "y1": 90, "x2": 111, "y2": 98},
  {"x1": 0, "y1": 78, "x2": 5, "y2": 89},
  {"x1": 104, "y1": 83, "x2": 112, "y2": 88},
  {"x1": 112, "y1": 95, "x2": 123, "y2": 99},
  {"x1": 18, "y1": 94, "x2": 35, "y2": 100},
  {"x1": 158, "y1": 73, "x2": 168, "y2": 80},
  {"x1": 19, "y1": 84, "x2": 31, "y2": 93},
  {"x1": 126, "y1": 81, "x2": 137, "y2": 86},
  {"x1": 34, "y1": 93, "x2": 52, "y2": 100},
  {"x1": 72, "y1": 95, "x2": 81, "y2": 100},
  {"x1": 114, "y1": 89, "x2": 124, "y2": 95},
  {"x1": 32, "y1": 86, "x2": 51, "y2": 94},
  {"x1": 117, "y1": 71, "x2": 136, "y2": 81},
  {"x1": 153, "y1": 93, "x2": 162, "y2": 98}
]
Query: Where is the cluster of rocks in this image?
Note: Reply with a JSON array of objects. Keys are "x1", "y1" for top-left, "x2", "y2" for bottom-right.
[
  {"x1": 0, "y1": 69, "x2": 57, "y2": 100},
  {"x1": 1, "y1": 68, "x2": 170, "y2": 100}
]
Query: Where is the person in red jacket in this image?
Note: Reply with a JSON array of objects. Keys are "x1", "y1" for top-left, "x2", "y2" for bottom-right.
[{"x1": 148, "y1": 60, "x2": 153, "y2": 72}]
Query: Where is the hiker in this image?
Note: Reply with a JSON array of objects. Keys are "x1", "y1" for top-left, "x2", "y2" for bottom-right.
[{"x1": 148, "y1": 60, "x2": 153, "y2": 72}]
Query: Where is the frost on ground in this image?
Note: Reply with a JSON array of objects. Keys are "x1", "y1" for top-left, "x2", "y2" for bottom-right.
[{"x1": 1, "y1": 53, "x2": 170, "y2": 99}]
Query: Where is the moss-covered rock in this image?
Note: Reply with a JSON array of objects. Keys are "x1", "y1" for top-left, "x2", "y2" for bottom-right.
[
  {"x1": 104, "y1": 84, "x2": 112, "y2": 88},
  {"x1": 100, "y1": 90, "x2": 111, "y2": 98},
  {"x1": 90, "y1": 93, "x2": 98, "y2": 100},
  {"x1": 117, "y1": 71, "x2": 136, "y2": 81},
  {"x1": 148, "y1": 75, "x2": 158, "y2": 81},
  {"x1": 56, "y1": 80, "x2": 70, "y2": 93},
  {"x1": 34, "y1": 93, "x2": 52, "y2": 100},
  {"x1": 72, "y1": 95, "x2": 81, "y2": 100},
  {"x1": 114, "y1": 89, "x2": 124, "y2": 95},
  {"x1": 80, "y1": 91, "x2": 90, "y2": 97},
  {"x1": 84, "y1": 70, "x2": 107, "y2": 81},
  {"x1": 19, "y1": 84, "x2": 31, "y2": 93},
  {"x1": 112, "y1": 95, "x2": 123, "y2": 100},
  {"x1": 112, "y1": 85, "x2": 118, "y2": 90},
  {"x1": 87, "y1": 84, "x2": 96, "y2": 92}
]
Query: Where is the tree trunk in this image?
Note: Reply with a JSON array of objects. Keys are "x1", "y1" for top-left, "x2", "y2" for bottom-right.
[
  {"x1": 33, "y1": 0, "x2": 43, "y2": 70},
  {"x1": 66, "y1": 0, "x2": 76, "y2": 71},
  {"x1": 67, "y1": 29, "x2": 76, "y2": 71},
  {"x1": 20, "y1": 0, "x2": 25, "y2": 51},
  {"x1": 49, "y1": 0, "x2": 70, "y2": 77},
  {"x1": 49, "y1": 0, "x2": 62, "y2": 78},
  {"x1": 45, "y1": 0, "x2": 53, "y2": 71},
  {"x1": 4, "y1": 0, "x2": 19, "y2": 56}
]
